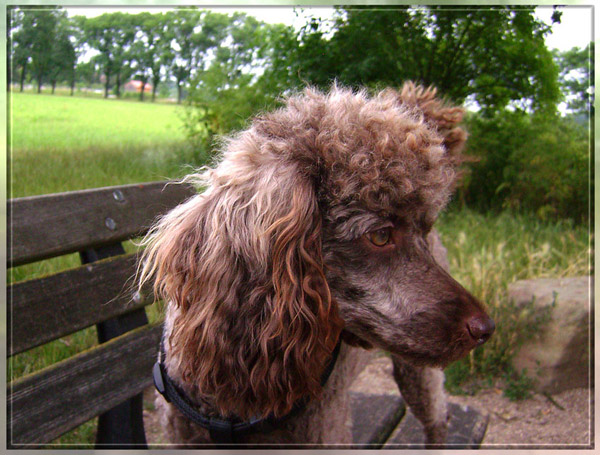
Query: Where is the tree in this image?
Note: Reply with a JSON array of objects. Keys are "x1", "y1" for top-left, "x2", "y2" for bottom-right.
[
  {"x1": 111, "y1": 13, "x2": 136, "y2": 98},
  {"x1": 76, "y1": 58, "x2": 100, "y2": 88},
  {"x1": 252, "y1": 22, "x2": 298, "y2": 97},
  {"x1": 184, "y1": 12, "x2": 282, "y2": 151},
  {"x1": 47, "y1": 13, "x2": 77, "y2": 95},
  {"x1": 129, "y1": 47, "x2": 151, "y2": 100},
  {"x1": 163, "y1": 9, "x2": 200, "y2": 104},
  {"x1": 82, "y1": 12, "x2": 136, "y2": 98},
  {"x1": 129, "y1": 12, "x2": 171, "y2": 101},
  {"x1": 8, "y1": 7, "x2": 33, "y2": 92},
  {"x1": 273, "y1": 6, "x2": 561, "y2": 116},
  {"x1": 10, "y1": 7, "x2": 82, "y2": 95},
  {"x1": 24, "y1": 7, "x2": 61, "y2": 93},
  {"x1": 164, "y1": 9, "x2": 230, "y2": 104},
  {"x1": 554, "y1": 43, "x2": 593, "y2": 119},
  {"x1": 145, "y1": 13, "x2": 172, "y2": 102}
]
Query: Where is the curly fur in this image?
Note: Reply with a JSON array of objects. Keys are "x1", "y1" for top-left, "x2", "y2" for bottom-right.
[{"x1": 139, "y1": 82, "x2": 492, "y2": 447}]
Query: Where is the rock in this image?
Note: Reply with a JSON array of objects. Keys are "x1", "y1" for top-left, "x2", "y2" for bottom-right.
[{"x1": 509, "y1": 276, "x2": 592, "y2": 393}]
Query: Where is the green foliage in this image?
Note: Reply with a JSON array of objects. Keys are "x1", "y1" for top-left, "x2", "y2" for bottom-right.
[
  {"x1": 80, "y1": 12, "x2": 138, "y2": 98},
  {"x1": 444, "y1": 359, "x2": 477, "y2": 395},
  {"x1": 129, "y1": 12, "x2": 172, "y2": 101},
  {"x1": 10, "y1": 7, "x2": 73, "y2": 93},
  {"x1": 272, "y1": 6, "x2": 561, "y2": 116},
  {"x1": 9, "y1": 8, "x2": 29, "y2": 88},
  {"x1": 182, "y1": 12, "x2": 284, "y2": 156},
  {"x1": 163, "y1": 9, "x2": 204, "y2": 103},
  {"x1": 47, "y1": 420, "x2": 97, "y2": 449},
  {"x1": 47, "y1": 17, "x2": 77, "y2": 93},
  {"x1": 554, "y1": 43, "x2": 593, "y2": 117},
  {"x1": 502, "y1": 367, "x2": 536, "y2": 401},
  {"x1": 462, "y1": 109, "x2": 590, "y2": 222},
  {"x1": 183, "y1": 79, "x2": 274, "y2": 161}
]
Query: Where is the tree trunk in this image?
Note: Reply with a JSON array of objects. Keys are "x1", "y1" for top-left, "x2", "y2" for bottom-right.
[
  {"x1": 37, "y1": 77, "x2": 42, "y2": 93},
  {"x1": 19, "y1": 66, "x2": 26, "y2": 92},
  {"x1": 152, "y1": 81, "x2": 158, "y2": 102},
  {"x1": 104, "y1": 71, "x2": 110, "y2": 98},
  {"x1": 51, "y1": 80, "x2": 56, "y2": 94},
  {"x1": 115, "y1": 71, "x2": 121, "y2": 98},
  {"x1": 140, "y1": 82, "x2": 145, "y2": 102},
  {"x1": 177, "y1": 81, "x2": 183, "y2": 104}
]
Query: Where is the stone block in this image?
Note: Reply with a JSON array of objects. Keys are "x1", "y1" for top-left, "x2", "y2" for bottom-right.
[{"x1": 509, "y1": 276, "x2": 592, "y2": 393}]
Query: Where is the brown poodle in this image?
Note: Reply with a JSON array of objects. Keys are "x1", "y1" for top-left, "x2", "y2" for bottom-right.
[{"x1": 139, "y1": 82, "x2": 494, "y2": 448}]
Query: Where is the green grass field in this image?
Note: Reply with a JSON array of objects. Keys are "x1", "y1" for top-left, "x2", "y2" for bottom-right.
[
  {"x1": 11, "y1": 91, "x2": 185, "y2": 150},
  {"x1": 7, "y1": 91, "x2": 592, "y2": 446},
  {"x1": 9, "y1": 92, "x2": 196, "y2": 198}
]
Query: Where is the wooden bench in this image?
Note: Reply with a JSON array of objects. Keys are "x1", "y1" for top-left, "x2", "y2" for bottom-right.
[
  {"x1": 7, "y1": 180, "x2": 489, "y2": 449},
  {"x1": 7, "y1": 181, "x2": 196, "y2": 448}
]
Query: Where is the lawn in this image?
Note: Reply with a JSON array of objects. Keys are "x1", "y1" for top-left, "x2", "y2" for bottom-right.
[
  {"x1": 10, "y1": 91, "x2": 185, "y2": 151},
  {"x1": 9, "y1": 92, "x2": 196, "y2": 197}
]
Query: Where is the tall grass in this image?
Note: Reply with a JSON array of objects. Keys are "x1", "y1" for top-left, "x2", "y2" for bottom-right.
[{"x1": 437, "y1": 209, "x2": 592, "y2": 392}]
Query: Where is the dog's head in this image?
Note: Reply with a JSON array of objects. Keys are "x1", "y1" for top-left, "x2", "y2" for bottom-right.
[{"x1": 140, "y1": 82, "x2": 493, "y2": 420}]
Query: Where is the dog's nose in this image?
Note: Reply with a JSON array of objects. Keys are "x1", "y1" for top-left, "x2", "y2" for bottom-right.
[{"x1": 466, "y1": 315, "x2": 495, "y2": 345}]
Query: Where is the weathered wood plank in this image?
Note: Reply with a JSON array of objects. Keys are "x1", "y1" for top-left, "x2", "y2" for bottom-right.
[
  {"x1": 8, "y1": 181, "x2": 196, "y2": 267},
  {"x1": 7, "y1": 323, "x2": 162, "y2": 447},
  {"x1": 8, "y1": 253, "x2": 154, "y2": 356},
  {"x1": 384, "y1": 402, "x2": 490, "y2": 449},
  {"x1": 350, "y1": 392, "x2": 406, "y2": 448}
]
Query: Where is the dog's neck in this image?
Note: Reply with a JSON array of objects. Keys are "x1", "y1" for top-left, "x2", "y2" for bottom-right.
[{"x1": 162, "y1": 329, "x2": 347, "y2": 422}]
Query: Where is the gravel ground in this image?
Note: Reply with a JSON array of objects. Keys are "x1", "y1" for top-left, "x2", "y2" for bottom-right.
[
  {"x1": 352, "y1": 355, "x2": 593, "y2": 448},
  {"x1": 144, "y1": 354, "x2": 593, "y2": 448},
  {"x1": 451, "y1": 386, "x2": 592, "y2": 448}
]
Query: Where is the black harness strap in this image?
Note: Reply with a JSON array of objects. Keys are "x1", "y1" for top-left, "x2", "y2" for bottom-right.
[{"x1": 153, "y1": 339, "x2": 342, "y2": 444}]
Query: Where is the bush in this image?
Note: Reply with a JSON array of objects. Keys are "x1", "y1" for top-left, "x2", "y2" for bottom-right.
[
  {"x1": 182, "y1": 72, "x2": 280, "y2": 163},
  {"x1": 461, "y1": 110, "x2": 590, "y2": 222}
]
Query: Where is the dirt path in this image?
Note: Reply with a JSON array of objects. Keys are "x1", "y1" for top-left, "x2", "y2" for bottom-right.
[
  {"x1": 450, "y1": 387, "x2": 592, "y2": 447},
  {"x1": 350, "y1": 355, "x2": 592, "y2": 448}
]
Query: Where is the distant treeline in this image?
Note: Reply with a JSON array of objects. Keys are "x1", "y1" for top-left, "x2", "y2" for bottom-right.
[{"x1": 8, "y1": 6, "x2": 592, "y2": 221}]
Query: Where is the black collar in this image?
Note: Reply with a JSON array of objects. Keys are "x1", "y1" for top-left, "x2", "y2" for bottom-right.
[{"x1": 153, "y1": 338, "x2": 342, "y2": 443}]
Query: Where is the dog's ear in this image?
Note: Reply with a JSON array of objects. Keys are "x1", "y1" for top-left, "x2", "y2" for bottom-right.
[
  {"x1": 394, "y1": 81, "x2": 468, "y2": 156},
  {"x1": 258, "y1": 175, "x2": 344, "y2": 417},
  {"x1": 139, "y1": 170, "x2": 343, "y2": 420}
]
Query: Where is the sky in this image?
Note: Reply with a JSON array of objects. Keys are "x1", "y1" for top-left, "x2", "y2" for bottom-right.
[{"x1": 64, "y1": 5, "x2": 593, "y2": 53}]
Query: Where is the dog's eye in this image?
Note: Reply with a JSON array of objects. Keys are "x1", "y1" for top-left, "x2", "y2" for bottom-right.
[{"x1": 367, "y1": 228, "x2": 392, "y2": 247}]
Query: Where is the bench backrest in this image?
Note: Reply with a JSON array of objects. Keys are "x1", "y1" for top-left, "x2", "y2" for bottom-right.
[{"x1": 7, "y1": 181, "x2": 196, "y2": 448}]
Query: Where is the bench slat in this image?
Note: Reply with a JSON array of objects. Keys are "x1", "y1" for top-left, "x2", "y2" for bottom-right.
[
  {"x1": 8, "y1": 253, "x2": 154, "y2": 357},
  {"x1": 8, "y1": 181, "x2": 196, "y2": 267},
  {"x1": 7, "y1": 323, "x2": 162, "y2": 447}
]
